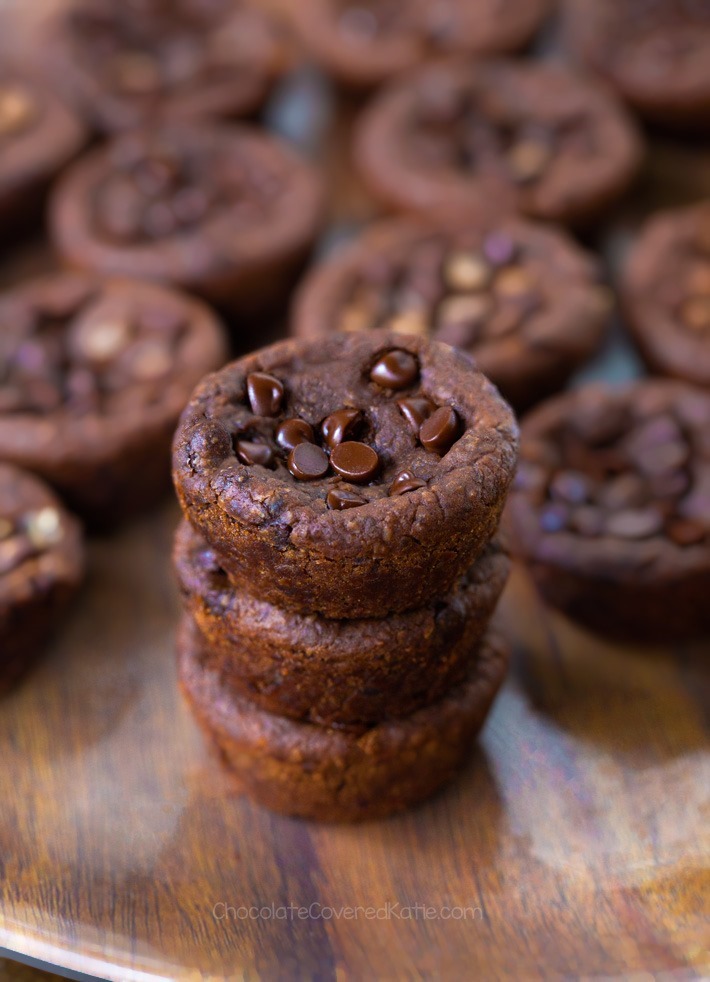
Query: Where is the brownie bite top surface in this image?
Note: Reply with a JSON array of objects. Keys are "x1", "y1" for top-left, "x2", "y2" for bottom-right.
[
  {"x1": 50, "y1": 122, "x2": 324, "y2": 285},
  {"x1": 0, "y1": 273, "x2": 226, "y2": 465},
  {"x1": 49, "y1": 0, "x2": 286, "y2": 131},
  {"x1": 174, "y1": 331, "x2": 518, "y2": 550},
  {"x1": 624, "y1": 202, "x2": 710, "y2": 388},
  {"x1": 356, "y1": 58, "x2": 642, "y2": 223},
  {"x1": 510, "y1": 381, "x2": 710, "y2": 581}
]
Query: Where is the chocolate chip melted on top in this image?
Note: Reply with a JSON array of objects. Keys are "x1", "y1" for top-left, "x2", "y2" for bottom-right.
[
  {"x1": 516, "y1": 392, "x2": 710, "y2": 548},
  {"x1": 0, "y1": 278, "x2": 189, "y2": 416},
  {"x1": 224, "y1": 351, "x2": 464, "y2": 509}
]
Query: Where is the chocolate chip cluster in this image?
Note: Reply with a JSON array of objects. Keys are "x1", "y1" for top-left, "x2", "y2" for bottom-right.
[{"x1": 233, "y1": 348, "x2": 463, "y2": 509}]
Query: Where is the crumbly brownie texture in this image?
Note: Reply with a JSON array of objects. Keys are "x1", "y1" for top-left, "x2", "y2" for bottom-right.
[
  {"x1": 174, "y1": 519, "x2": 509, "y2": 729},
  {"x1": 566, "y1": 0, "x2": 710, "y2": 126},
  {"x1": 293, "y1": 216, "x2": 611, "y2": 411},
  {"x1": 178, "y1": 613, "x2": 509, "y2": 821},
  {"x1": 355, "y1": 58, "x2": 642, "y2": 227},
  {"x1": 47, "y1": 0, "x2": 288, "y2": 133},
  {"x1": 0, "y1": 75, "x2": 85, "y2": 235},
  {"x1": 49, "y1": 123, "x2": 324, "y2": 313},
  {"x1": 0, "y1": 465, "x2": 84, "y2": 694},
  {"x1": 290, "y1": 0, "x2": 551, "y2": 88},
  {"x1": 623, "y1": 202, "x2": 710, "y2": 389},
  {"x1": 508, "y1": 381, "x2": 710, "y2": 642},
  {"x1": 173, "y1": 331, "x2": 518, "y2": 618},
  {"x1": 0, "y1": 273, "x2": 227, "y2": 525}
]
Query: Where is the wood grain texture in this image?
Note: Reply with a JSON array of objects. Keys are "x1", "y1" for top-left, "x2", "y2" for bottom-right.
[{"x1": 0, "y1": 1, "x2": 709, "y2": 977}]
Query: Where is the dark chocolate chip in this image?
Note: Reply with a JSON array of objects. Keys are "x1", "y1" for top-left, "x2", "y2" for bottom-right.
[
  {"x1": 246, "y1": 372, "x2": 284, "y2": 417},
  {"x1": 419, "y1": 406, "x2": 461, "y2": 454},
  {"x1": 549, "y1": 470, "x2": 593, "y2": 506},
  {"x1": 397, "y1": 396, "x2": 435, "y2": 433},
  {"x1": 327, "y1": 488, "x2": 367, "y2": 511},
  {"x1": 482, "y1": 232, "x2": 517, "y2": 267},
  {"x1": 369, "y1": 349, "x2": 419, "y2": 390},
  {"x1": 236, "y1": 440, "x2": 274, "y2": 468},
  {"x1": 539, "y1": 503, "x2": 570, "y2": 533},
  {"x1": 288, "y1": 442, "x2": 329, "y2": 481},
  {"x1": 330, "y1": 441, "x2": 380, "y2": 483},
  {"x1": 390, "y1": 470, "x2": 426, "y2": 496},
  {"x1": 605, "y1": 508, "x2": 663, "y2": 540},
  {"x1": 275, "y1": 418, "x2": 314, "y2": 453},
  {"x1": 321, "y1": 408, "x2": 361, "y2": 449}
]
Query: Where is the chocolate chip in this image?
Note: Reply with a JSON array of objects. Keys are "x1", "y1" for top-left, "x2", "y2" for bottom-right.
[
  {"x1": 666, "y1": 518, "x2": 706, "y2": 547},
  {"x1": 419, "y1": 406, "x2": 461, "y2": 454},
  {"x1": 549, "y1": 470, "x2": 593, "y2": 505},
  {"x1": 246, "y1": 372, "x2": 284, "y2": 417},
  {"x1": 327, "y1": 488, "x2": 367, "y2": 510},
  {"x1": 236, "y1": 440, "x2": 274, "y2": 468},
  {"x1": 0, "y1": 84, "x2": 36, "y2": 136},
  {"x1": 24, "y1": 508, "x2": 63, "y2": 548},
  {"x1": 275, "y1": 418, "x2": 315, "y2": 453},
  {"x1": 321, "y1": 408, "x2": 361, "y2": 449},
  {"x1": 443, "y1": 252, "x2": 491, "y2": 292},
  {"x1": 330, "y1": 441, "x2": 379, "y2": 483},
  {"x1": 539, "y1": 502, "x2": 570, "y2": 533},
  {"x1": 598, "y1": 473, "x2": 647, "y2": 510},
  {"x1": 386, "y1": 310, "x2": 430, "y2": 338},
  {"x1": 390, "y1": 470, "x2": 426, "y2": 496},
  {"x1": 507, "y1": 137, "x2": 552, "y2": 184},
  {"x1": 397, "y1": 396, "x2": 435, "y2": 433},
  {"x1": 77, "y1": 318, "x2": 132, "y2": 363},
  {"x1": 369, "y1": 350, "x2": 419, "y2": 390},
  {"x1": 287, "y1": 442, "x2": 329, "y2": 480},
  {"x1": 437, "y1": 294, "x2": 492, "y2": 336},
  {"x1": 127, "y1": 339, "x2": 172, "y2": 381},
  {"x1": 483, "y1": 232, "x2": 517, "y2": 267},
  {"x1": 605, "y1": 508, "x2": 664, "y2": 539},
  {"x1": 569, "y1": 505, "x2": 605, "y2": 537},
  {"x1": 495, "y1": 266, "x2": 535, "y2": 298}
]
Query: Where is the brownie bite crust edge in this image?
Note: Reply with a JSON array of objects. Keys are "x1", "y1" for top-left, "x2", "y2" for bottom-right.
[
  {"x1": 354, "y1": 57, "x2": 643, "y2": 228},
  {"x1": 0, "y1": 465, "x2": 84, "y2": 694},
  {"x1": 178, "y1": 613, "x2": 510, "y2": 822},
  {"x1": 293, "y1": 215, "x2": 611, "y2": 411},
  {"x1": 173, "y1": 331, "x2": 519, "y2": 619},
  {"x1": 0, "y1": 272, "x2": 228, "y2": 525},
  {"x1": 507, "y1": 381, "x2": 710, "y2": 642},
  {"x1": 174, "y1": 519, "x2": 510, "y2": 729}
]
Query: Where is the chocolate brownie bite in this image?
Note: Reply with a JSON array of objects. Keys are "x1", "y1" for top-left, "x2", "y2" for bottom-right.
[
  {"x1": 178, "y1": 613, "x2": 509, "y2": 821},
  {"x1": 0, "y1": 272, "x2": 227, "y2": 525},
  {"x1": 293, "y1": 216, "x2": 611, "y2": 411},
  {"x1": 623, "y1": 202, "x2": 710, "y2": 389},
  {"x1": 0, "y1": 464, "x2": 84, "y2": 694},
  {"x1": 507, "y1": 381, "x2": 710, "y2": 642},
  {"x1": 47, "y1": 0, "x2": 288, "y2": 133},
  {"x1": 289, "y1": 0, "x2": 551, "y2": 89},
  {"x1": 566, "y1": 0, "x2": 710, "y2": 127},
  {"x1": 49, "y1": 122, "x2": 324, "y2": 316},
  {"x1": 355, "y1": 58, "x2": 643, "y2": 227},
  {"x1": 174, "y1": 519, "x2": 509, "y2": 729},
  {"x1": 173, "y1": 331, "x2": 518, "y2": 619},
  {"x1": 0, "y1": 73, "x2": 85, "y2": 238}
]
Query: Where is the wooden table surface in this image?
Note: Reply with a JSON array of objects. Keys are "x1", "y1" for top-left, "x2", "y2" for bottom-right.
[{"x1": 0, "y1": 3, "x2": 709, "y2": 979}]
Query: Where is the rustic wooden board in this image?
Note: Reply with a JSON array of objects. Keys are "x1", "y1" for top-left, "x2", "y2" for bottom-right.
[{"x1": 1, "y1": 2, "x2": 709, "y2": 978}]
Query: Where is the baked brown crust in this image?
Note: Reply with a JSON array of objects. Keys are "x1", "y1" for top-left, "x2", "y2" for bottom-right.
[
  {"x1": 623, "y1": 202, "x2": 710, "y2": 389},
  {"x1": 289, "y1": 0, "x2": 551, "y2": 89},
  {"x1": 49, "y1": 122, "x2": 324, "y2": 313},
  {"x1": 0, "y1": 465, "x2": 84, "y2": 694},
  {"x1": 172, "y1": 331, "x2": 518, "y2": 618},
  {"x1": 46, "y1": 0, "x2": 288, "y2": 133},
  {"x1": 174, "y1": 519, "x2": 509, "y2": 729},
  {"x1": 355, "y1": 58, "x2": 643, "y2": 227},
  {"x1": 565, "y1": 0, "x2": 710, "y2": 127},
  {"x1": 293, "y1": 215, "x2": 611, "y2": 411},
  {"x1": 507, "y1": 380, "x2": 710, "y2": 641},
  {"x1": 178, "y1": 613, "x2": 509, "y2": 822},
  {"x1": 0, "y1": 272, "x2": 227, "y2": 525}
]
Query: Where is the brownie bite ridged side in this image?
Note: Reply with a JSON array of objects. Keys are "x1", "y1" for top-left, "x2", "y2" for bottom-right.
[
  {"x1": 174, "y1": 519, "x2": 510, "y2": 729},
  {"x1": 178, "y1": 614, "x2": 510, "y2": 822},
  {"x1": 355, "y1": 58, "x2": 643, "y2": 228},
  {"x1": 293, "y1": 215, "x2": 611, "y2": 411},
  {"x1": 507, "y1": 381, "x2": 710, "y2": 642},
  {"x1": 173, "y1": 331, "x2": 518, "y2": 619},
  {"x1": 0, "y1": 273, "x2": 227, "y2": 526},
  {"x1": 0, "y1": 465, "x2": 84, "y2": 694}
]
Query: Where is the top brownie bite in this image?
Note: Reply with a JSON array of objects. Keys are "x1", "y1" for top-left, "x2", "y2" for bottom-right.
[
  {"x1": 290, "y1": 0, "x2": 551, "y2": 88},
  {"x1": 47, "y1": 0, "x2": 288, "y2": 133},
  {"x1": 173, "y1": 331, "x2": 518, "y2": 618}
]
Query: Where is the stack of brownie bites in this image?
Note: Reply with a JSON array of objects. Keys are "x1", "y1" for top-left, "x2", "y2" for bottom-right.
[{"x1": 172, "y1": 332, "x2": 518, "y2": 820}]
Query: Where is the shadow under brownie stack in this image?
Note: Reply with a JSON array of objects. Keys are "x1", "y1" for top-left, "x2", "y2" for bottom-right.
[{"x1": 172, "y1": 332, "x2": 518, "y2": 821}]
